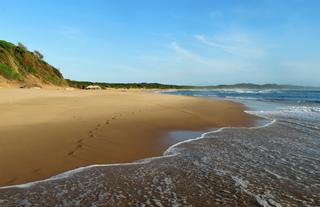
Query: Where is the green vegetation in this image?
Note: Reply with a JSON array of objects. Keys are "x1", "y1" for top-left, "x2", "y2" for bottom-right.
[
  {"x1": 33, "y1": 50, "x2": 44, "y2": 59},
  {"x1": 0, "y1": 40, "x2": 67, "y2": 86},
  {"x1": 66, "y1": 79, "x2": 194, "y2": 89},
  {"x1": 0, "y1": 40, "x2": 15, "y2": 51},
  {"x1": 17, "y1": 42, "x2": 27, "y2": 50},
  {"x1": 0, "y1": 63, "x2": 23, "y2": 80}
]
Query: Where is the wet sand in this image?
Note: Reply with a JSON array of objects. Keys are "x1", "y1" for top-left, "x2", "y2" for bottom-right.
[
  {"x1": 1, "y1": 108, "x2": 318, "y2": 206},
  {"x1": 0, "y1": 88, "x2": 254, "y2": 186}
]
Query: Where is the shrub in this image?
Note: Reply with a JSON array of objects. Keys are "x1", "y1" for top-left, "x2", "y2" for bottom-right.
[
  {"x1": 34, "y1": 50, "x2": 44, "y2": 59},
  {"x1": 0, "y1": 40, "x2": 15, "y2": 50},
  {"x1": 0, "y1": 63, "x2": 23, "y2": 81},
  {"x1": 18, "y1": 42, "x2": 27, "y2": 50}
]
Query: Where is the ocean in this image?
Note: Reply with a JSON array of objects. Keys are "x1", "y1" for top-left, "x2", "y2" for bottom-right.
[
  {"x1": 0, "y1": 89, "x2": 319, "y2": 206},
  {"x1": 161, "y1": 89, "x2": 320, "y2": 206},
  {"x1": 161, "y1": 88, "x2": 320, "y2": 110}
]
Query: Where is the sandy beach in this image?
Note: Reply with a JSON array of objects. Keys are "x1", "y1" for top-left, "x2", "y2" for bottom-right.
[{"x1": 0, "y1": 88, "x2": 254, "y2": 186}]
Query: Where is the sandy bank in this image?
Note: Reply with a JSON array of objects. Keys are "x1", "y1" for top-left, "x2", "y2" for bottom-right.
[{"x1": 0, "y1": 88, "x2": 255, "y2": 186}]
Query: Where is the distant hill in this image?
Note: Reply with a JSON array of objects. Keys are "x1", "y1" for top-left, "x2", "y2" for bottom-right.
[{"x1": 0, "y1": 40, "x2": 67, "y2": 87}]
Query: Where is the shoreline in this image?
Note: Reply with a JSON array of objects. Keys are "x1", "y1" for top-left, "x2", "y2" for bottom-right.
[
  {"x1": 0, "y1": 88, "x2": 255, "y2": 186},
  {"x1": 0, "y1": 113, "x2": 274, "y2": 190},
  {"x1": 1, "y1": 103, "x2": 318, "y2": 206}
]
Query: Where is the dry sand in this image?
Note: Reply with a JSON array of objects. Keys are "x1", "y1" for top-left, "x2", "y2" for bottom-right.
[{"x1": 0, "y1": 88, "x2": 255, "y2": 186}]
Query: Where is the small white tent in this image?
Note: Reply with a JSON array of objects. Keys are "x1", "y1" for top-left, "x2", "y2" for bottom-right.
[{"x1": 85, "y1": 85, "x2": 102, "y2": 90}]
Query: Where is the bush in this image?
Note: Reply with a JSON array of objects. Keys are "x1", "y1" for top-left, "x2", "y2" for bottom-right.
[
  {"x1": 0, "y1": 40, "x2": 15, "y2": 50},
  {"x1": 18, "y1": 42, "x2": 27, "y2": 50},
  {"x1": 0, "y1": 63, "x2": 23, "y2": 80},
  {"x1": 34, "y1": 50, "x2": 44, "y2": 59}
]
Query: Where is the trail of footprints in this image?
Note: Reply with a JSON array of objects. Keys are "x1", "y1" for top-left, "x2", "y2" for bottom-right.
[
  {"x1": 67, "y1": 114, "x2": 119, "y2": 156},
  {"x1": 67, "y1": 110, "x2": 142, "y2": 157}
]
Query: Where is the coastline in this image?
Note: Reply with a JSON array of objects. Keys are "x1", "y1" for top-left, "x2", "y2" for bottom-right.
[
  {"x1": 0, "y1": 88, "x2": 255, "y2": 186},
  {"x1": 0, "y1": 114, "x2": 274, "y2": 190},
  {"x1": 1, "y1": 90, "x2": 318, "y2": 206},
  {"x1": 1, "y1": 111, "x2": 307, "y2": 207}
]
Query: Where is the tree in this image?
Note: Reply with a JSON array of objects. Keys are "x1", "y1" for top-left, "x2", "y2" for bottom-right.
[
  {"x1": 34, "y1": 50, "x2": 44, "y2": 59},
  {"x1": 18, "y1": 42, "x2": 27, "y2": 50}
]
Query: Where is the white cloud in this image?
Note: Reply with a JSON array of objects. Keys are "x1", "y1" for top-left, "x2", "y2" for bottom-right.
[
  {"x1": 194, "y1": 32, "x2": 266, "y2": 59},
  {"x1": 171, "y1": 41, "x2": 206, "y2": 63},
  {"x1": 170, "y1": 41, "x2": 255, "y2": 72}
]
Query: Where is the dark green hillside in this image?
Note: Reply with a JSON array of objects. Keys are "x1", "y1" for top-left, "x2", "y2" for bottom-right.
[{"x1": 0, "y1": 40, "x2": 66, "y2": 86}]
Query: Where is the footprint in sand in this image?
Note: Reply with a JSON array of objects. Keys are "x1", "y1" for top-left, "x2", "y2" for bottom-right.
[
  {"x1": 76, "y1": 144, "x2": 83, "y2": 149},
  {"x1": 32, "y1": 169, "x2": 41, "y2": 173},
  {"x1": 68, "y1": 151, "x2": 75, "y2": 156},
  {"x1": 105, "y1": 120, "x2": 110, "y2": 125},
  {"x1": 93, "y1": 124, "x2": 100, "y2": 131}
]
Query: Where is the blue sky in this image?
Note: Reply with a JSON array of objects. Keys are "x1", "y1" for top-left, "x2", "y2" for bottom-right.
[{"x1": 1, "y1": 0, "x2": 319, "y2": 86}]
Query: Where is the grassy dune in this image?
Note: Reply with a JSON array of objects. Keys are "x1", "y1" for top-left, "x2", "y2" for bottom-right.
[{"x1": 0, "y1": 40, "x2": 66, "y2": 87}]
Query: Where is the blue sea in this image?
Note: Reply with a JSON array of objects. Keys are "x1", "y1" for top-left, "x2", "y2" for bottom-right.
[
  {"x1": 162, "y1": 89, "x2": 320, "y2": 102},
  {"x1": 161, "y1": 88, "x2": 320, "y2": 110},
  {"x1": 160, "y1": 88, "x2": 320, "y2": 206}
]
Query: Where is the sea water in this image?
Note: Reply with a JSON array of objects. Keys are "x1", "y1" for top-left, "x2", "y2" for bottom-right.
[{"x1": 162, "y1": 89, "x2": 320, "y2": 206}]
